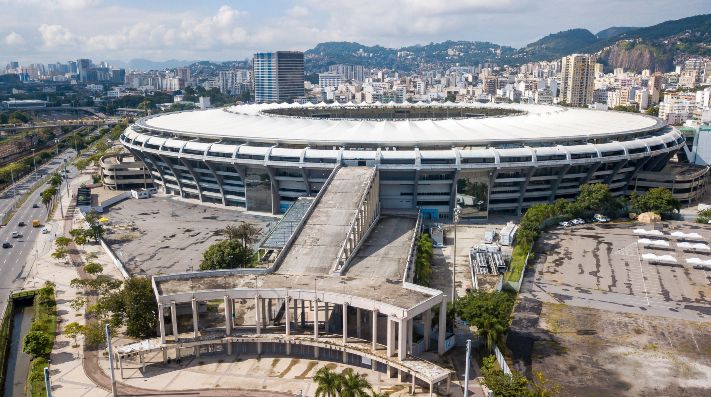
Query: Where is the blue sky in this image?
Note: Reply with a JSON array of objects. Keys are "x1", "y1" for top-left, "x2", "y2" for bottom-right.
[{"x1": 2, "y1": 0, "x2": 711, "y2": 64}]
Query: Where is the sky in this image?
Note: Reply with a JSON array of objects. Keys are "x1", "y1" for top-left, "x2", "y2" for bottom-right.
[{"x1": 2, "y1": 0, "x2": 711, "y2": 64}]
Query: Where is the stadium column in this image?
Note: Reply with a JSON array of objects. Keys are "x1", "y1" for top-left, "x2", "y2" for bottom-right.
[
  {"x1": 386, "y1": 317, "x2": 394, "y2": 357},
  {"x1": 170, "y1": 301, "x2": 180, "y2": 360},
  {"x1": 437, "y1": 300, "x2": 447, "y2": 355},
  {"x1": 203, "y1": 159, "x2": 227, "y2": 205},
  {"x1": 192, "y1": 298, "x2": 200, "y2": 357},
  {"x1": 356, "y1": 308, "x2": 362, "y2": 339}
]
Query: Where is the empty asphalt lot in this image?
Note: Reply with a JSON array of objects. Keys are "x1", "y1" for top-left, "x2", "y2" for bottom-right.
[
  {"x1": 103, "y1": 195, "x2": 275, "y2": 276},
  {"x1": 532, "y1": 221, "x2": 711, "y2": 322}
]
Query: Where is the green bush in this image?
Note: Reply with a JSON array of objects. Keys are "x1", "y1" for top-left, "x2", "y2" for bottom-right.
[
  {"x1": 697, "y1": 209, "x2": 711, "y2": 224},
  {"x1": 414, "y1": 233, "x2": 434, "y2": 286}
]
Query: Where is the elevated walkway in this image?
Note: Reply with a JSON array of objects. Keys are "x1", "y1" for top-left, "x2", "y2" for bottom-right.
[{"x1": 277, "y1": 167, "x2": 378, "y2": 275}]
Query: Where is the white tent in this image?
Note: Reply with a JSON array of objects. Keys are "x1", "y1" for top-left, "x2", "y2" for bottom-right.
[
  {"x1": 670, "y1": 231, "x2": 704, "y2": 241},
  {"x1": 633, "y1": 228, "x2": 664, "y2": 237},
  {"x1": 638, "y1": 238, "x2": 670, "y2": 248}
]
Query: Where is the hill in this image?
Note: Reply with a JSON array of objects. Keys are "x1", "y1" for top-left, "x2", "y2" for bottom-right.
[
  {"x1": 517, "y1": 29, "x2": 598, "y2": 61},
  {"x1": 596, "y1": 27, "x2": 637, "y2": 39}
]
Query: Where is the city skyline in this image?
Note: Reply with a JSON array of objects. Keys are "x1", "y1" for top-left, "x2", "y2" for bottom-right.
[{"x1": 2, "y1": 0, "x2": 711, "y2": 63}]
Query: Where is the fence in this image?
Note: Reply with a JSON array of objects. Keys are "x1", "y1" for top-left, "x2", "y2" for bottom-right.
[
  {"x1": 99, "y1": 238, "x2": 130, "y2": 279},
  {"x1": 493, "y1": 344, "x2": 512, "y2": 376}
]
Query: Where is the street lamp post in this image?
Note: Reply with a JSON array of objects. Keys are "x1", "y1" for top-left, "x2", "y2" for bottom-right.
[{"x1": 452, "y1": 206, "x2": 461, "y2": 309}]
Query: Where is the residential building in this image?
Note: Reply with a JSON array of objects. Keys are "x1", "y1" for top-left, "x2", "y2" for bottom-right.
[
  {"x1": 560, "y1": 54, "x2": 595, "y2": 107},
  {"x1": 253, "y1": 51, "x2": 305, "y2": 103}
]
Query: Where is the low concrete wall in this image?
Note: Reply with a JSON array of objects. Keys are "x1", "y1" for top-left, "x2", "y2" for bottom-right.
[{"x1": 99, "y1": 238, "x2": 129, "y2": 279}]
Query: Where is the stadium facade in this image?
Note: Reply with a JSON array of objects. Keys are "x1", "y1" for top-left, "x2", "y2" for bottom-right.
[{"x1": 120, "y1": 102, "x2": 685, "y2": 221}]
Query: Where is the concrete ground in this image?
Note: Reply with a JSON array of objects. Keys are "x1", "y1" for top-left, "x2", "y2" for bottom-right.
[
  {"x1": 508, "y1": 220, "x2": 711, "y2": 396},
  {"x1": 534, "y1": 222, "x2": 711, "y2": 321},
  {"x1": 345, "y1": 215, "x2": 416, "y2": 280},
  {"x1": 102, "y1": 194, "x2": 275, "y2": 275},
  {"x1": 100, "y1": 351, "x2": 452, "y2": 397}
]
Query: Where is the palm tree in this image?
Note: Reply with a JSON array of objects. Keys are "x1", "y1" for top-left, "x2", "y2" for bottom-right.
[
  {"x1": 338, "y1": 368, "x2": 372, "y2": 397},
  {"x1": 369, "y1": 391, "x2": 390, "y2": 397},
  {"x1": 478, "y1": 312, "x2": 507, "y2": 353},
  {"x1": 49, "y1": 172, "x2": 62, "y2": 189},
  {"x1": 314, "y1": 366, "x2": 341, "y2": 397}
]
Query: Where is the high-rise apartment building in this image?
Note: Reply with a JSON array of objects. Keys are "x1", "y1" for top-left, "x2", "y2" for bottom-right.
[
  {"x1": 648, "y1": 72, "x2": 663, "y2": 105},
  {"x1": 252, "y1": 51, "x2": 304, "y2": 103},
  {"x1": 559, "y1": 54, "x2": 595, "y2": 107}
]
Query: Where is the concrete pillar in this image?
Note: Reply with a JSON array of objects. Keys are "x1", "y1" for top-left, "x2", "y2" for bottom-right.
[
  {"x1": 407, "y1": 318, "x2": 413, "y2": 355},
  {"x1": 118, "y1": 353, "x2": 124, "y2": 379},
  {"x1": 140, "y1": 352, "x2": 146, "y2": 372},
  {"x1": 170, "y1": 301, "x2": 180, "y2": 360},
  {"x1": 438, "y1": 300, "x2": 447, "y2": 355},
  {"x1": 255, "y1": 296, "x2": 261, "y2": 335},
  {"x1": 356, "y1": 308, "x2": 362, "y2": 339},
  {"x1": 411, "y1": 374, "x2": 416, "y2": 395},
  {"x1": 386, "y1": 317, "x2": 394, "y2": 357},
  {"x1": 423, "y1": 309, "x2": 431, "y2": 351},
  {"x1": 224, "y1": 296, "x2": 232, "y2": 335},
  {"x1": 293, "y1": 299, "x2": 299, "y2": 329},
  {"x1": 313, "y1": 299, "x2": 319, "y2": 338},
  {"x1": 301, "y1": 300, "x2": 306, "y2": 328},
  {"x1": 191, "y1": 298, "x2": 200, "y2": 357},
  {"x1": 285, "y1": 296, "x2": 291, "y2": 336},
  {"x1": 324, "y1": 303, "x2": 330, "y2": 333},
  {"x1": 191, "y1": 298, "x2": 199, "y2": 338},
  {"x1": 372, "y1": 309, "x2": 378, "y2": 352},
  {"x1": 267, "y1": 298, "x2": 273, "y2": 322},
  {"x1": 429, "y1": 382, "x2": 433, "y2": 397},
  {"x1": 342, "y1": 302, "x2": 349, "y2": 344},
  {"x1": 398, "y1": 319, "x2": 407, "y2": 361},
  {"x1": 158, "y1": 303, "x2": 166, "y2": 344},
  {"x1": 261, "y1": 298, "x2": 267, "y2": 326}
]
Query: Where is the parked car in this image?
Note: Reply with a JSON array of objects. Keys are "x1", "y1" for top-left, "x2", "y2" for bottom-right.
[
  {"x1": 559, "y1": 221, "x2": 571, "y2": 227},
  {"x1": 572, "y1": 218, "x2": 585, "y2": 225},
  {"x1": 2, "y1": 242, "x2": 11, "y2": 248},
  {"x1": 593, "y1": 214, "x2": 610, "y2": 223},
  {"x1": 41, "y1": 227, "x2": 49, "y2": 234},
  {"x1": 11, "y1": 231, "x2": 20, "y2": 238},
  {"x1": 32, "y1": 203, "x2": 39, "y2": 208},
  {"x1": 18, "y1": 221, "x2": 26, "y2": 227}
]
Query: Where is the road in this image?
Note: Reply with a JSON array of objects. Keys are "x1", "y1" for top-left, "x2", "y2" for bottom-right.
[{"x1": 0, "y1": 149, "x2": 77, "y2": 314}]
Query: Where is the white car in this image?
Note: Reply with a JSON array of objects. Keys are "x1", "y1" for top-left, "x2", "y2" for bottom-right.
[
  {"x1": 572, "y1": 218, "x2": 585, "y2": 225},
  {"x1": 559, "y1": 221, "x2": 570, "y2": 227},
  {"x1": 11, "y1": 231, "x2": 19, "y2": 238},
  {"x1": 41, "y1": 227, "x2": 50, "y2": 234}
]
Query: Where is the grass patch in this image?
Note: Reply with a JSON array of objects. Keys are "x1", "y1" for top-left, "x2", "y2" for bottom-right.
[
  {"x1": 24, "y1": 282, "x2": 57, "y2": 397},
  {"x1": 504, "y1": 243, "x2": 530, "y2": 283}
]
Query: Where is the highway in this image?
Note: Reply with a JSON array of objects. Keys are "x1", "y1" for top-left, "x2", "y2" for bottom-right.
[{"x1": 0, "y1": 149, "x2": 77, "y2": 314}]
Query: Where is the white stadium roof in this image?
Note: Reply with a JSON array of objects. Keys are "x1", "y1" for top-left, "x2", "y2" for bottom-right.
[{"x1": 136, "y1": 103, "x2": 665, "y2": 147}]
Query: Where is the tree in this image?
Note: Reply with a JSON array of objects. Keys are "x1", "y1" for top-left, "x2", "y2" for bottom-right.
[
  {"x1": 415, "y1": 233, "x2": 433, "y2": 286},
  {"x1": 530, "y1": 370, "x2": 561, "y2": 397},
  {"x1": 70, "y1": 228, "x2": 89, "y2": 245},
  {"x1": 572, "y1": 183, "x2": 614, "y2": 215},
  {"x1": 314, "y1": 366, "x2": 341, "y2": 397},
  {"x1": 82, "y1": 321, "x2": 106, "y2": 349},
  {"x1": 23, "y1": 331, "x2": 52, "y2": 357},
  {"x1": 83, "y1": 262, "x2": 103, "y2": 275},
  {"x1": 697, "y1": 208, "x2": 711, "y2": 224},
  {"x1": 456, "y1": 291, "x2": 515, "y2": 352},
  {"x1": 55, "y1": 236, "x2": 72, "y2": 247},
  {"x1": 480, "y1": 356, "x2": 530, "y2": 397},
  {"x1": 338, "y1": 368, "x2": 372, "y2": 397},
  {"x1": 41, "y1": 187, "x2": 57, "y2": 210},
  {"x1": 64, "y1": 322, "x2": 85, "y2": 347},
  {"x1": 645, "y1": 106, "x2": 659, "y2": 117},
  {"x1": 49, "y1": 172, "x2": 62, "y2": 189},
  {"x1": 630, "y1": 188, "x2": 680, "y2": 217},
  {"x1": 200, "y1": 239, "x2": 255, "y2": 270},
  {"x1": 52, "y1": 247, "x2": 68, "y2": 259},
  {"x1": 84, "y1": 210, "x2": 105, "y2": 241},
  {"x1": 224, "y1": 222, "x2": 261, "y2": 247}
]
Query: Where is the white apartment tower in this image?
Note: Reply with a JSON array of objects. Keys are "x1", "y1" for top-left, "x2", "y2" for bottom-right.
[{"x1": 560, "y1": 54, "x2": 595, "y2": 107}]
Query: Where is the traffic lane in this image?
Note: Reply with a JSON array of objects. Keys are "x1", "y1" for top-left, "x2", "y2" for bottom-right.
[{"x1": 0, "y1": 183, "x2": 51, "y2": 259}]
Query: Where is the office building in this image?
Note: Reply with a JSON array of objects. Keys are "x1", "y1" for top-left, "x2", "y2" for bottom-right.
[{"x1": 252, "y1": 51, "x2": 304, "y2": 103}]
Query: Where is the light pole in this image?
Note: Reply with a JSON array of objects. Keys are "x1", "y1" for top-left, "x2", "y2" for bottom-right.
[
  {"x1": 452, "y1": 205, "x2": 461, "y2": 308},
  {"x1": 464, "y1": 339, "x2": 471, "y2": 397},
  {"x1": 43, "y1": 366, "x2": 52, "y2": 397},
  {"x1": 54, "y1": 139, "x2": 59, "y2": 155},
  {"x1": 105, "y1": 324, "x2": 118, "y2": 397}
]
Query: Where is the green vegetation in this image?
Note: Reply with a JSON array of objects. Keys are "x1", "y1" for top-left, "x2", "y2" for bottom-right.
[
  {"x1": 645, "y1": 106, "x2": 659, "y2": 117},
  {"x1": 414, "y1": 233, "x2": 433, "y2": 286},
  {"x1": 697, "y1": 208, "x2": 711, "y2": 224},
  {"x1": 199, "y1": 239, "x2": 255, "y2": 271},
  {"x1": 612, "y1": 105, "x2": 638, "y2": 113},
  {"x1": 628, "y1": 187, "x2": 680, "y2": 218},
  {"x1": 83, "y1": 262, "x2": 103, "y2": 275},
  {"x1": 21, "y1": 282, "x2": 57, "y2": 397},
  {"x1": 223, "y1": 222, "x2": 261, "y2": 247},
  {"x1": 63, "y1": 321, "x2": 84, "y2": 347},
  {"x1": 0, "y1": 110, "x2": 31, "y2": 124},
  {"x1": 480, "y1": 356, "x2": 560, "y2": 397},
  {"x1": 456, "y1": 290, "x2": 516, "y2": 352},
  {"x1": 313, "y1": 366, "x2": 380, "y2": 397}
]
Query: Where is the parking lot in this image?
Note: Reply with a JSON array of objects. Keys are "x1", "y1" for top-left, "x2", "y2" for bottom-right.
[
  {"x1": 103, "y1": 195, "x2": 275, "y2": 276},
  {"x1": 534, "y1": 221, "x2": 711, "y2": 322}
]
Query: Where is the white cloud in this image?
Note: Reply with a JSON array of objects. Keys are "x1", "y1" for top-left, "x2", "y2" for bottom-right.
[
  {"x1": 4, "y1": 31, "x2": 24, "y2": 45},
  {"x1": 0, "y1": 0, "x2": 101, "y2": 10},
  {"x1": 38, "y1": 24, "x2": 75, "y2": 47},
  {"x1": 286, "y1": 6, "x2": 310, "y2": 18}
]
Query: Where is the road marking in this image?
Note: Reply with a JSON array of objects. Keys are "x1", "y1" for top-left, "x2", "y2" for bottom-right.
[{"x1": 634, "y1": 244, "x2": 651, "y2": 307}]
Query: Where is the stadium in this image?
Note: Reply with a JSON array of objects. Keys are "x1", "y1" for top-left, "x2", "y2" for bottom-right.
[{"x1": 120, "y1": 102, "x2": 684, "y2": 221}]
